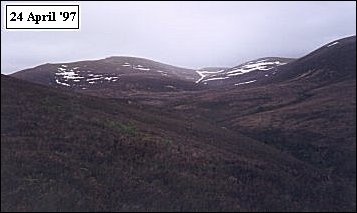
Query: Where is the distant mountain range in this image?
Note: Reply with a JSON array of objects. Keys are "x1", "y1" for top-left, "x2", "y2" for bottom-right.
[
  {"x1": 11, "y1": 36, "x2": 356, "y2": 94},
  {"x1": 10, "y1": 56, "x2": 294, "y2": 90}
]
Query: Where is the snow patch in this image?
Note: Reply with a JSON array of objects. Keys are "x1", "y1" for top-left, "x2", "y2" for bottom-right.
[
  {"x1": 104, "y1": 77, "x2": 119, "y2": 81},
  {"x1": 56, "y1": 70, "x2": 84, "y2": 80},
  {"x1": 226, "y1": 61, "x2": 286, "y2": 77},
  {"x1": 195, "y1": 71, "x2": 206, "y2": 83},
  {"x1": 202, "y1": 76, "x2": 229, "y2": 82},
  {"x1": 195, "y1": 69, "x2": 227, "y2": 83},
  {"x1": 235, "y1": 80, "x2": 257, "y2": 86},
  {"x1": 64, "y1": 75, "x2": 84, "y2": 80},
  {"x1": 55, "y1": 67, "x2": 84, "y2": 81},
  {"x1": 56, "y1": 79, "x2": 70, "y2": 87},
  {"x1": 134, "y1": 67, "x2": 150, "y2": 71},
  {"x1": 86, "y1": 77, "x2": 102, "y2": 81},
  {"x1": 327, "y1": 41, "x2": 339, "y2": 47},
  {"x1": 227, "y1": 72, "x2": 244, "y2": 77}
]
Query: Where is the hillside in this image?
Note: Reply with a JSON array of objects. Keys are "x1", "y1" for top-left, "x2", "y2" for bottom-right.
[
  {"x1": 11, "y1": 56, "x2": 201, "y2": 92},
  {"x1": 2, "y1": 74, "x2": 355, "y2": 211},
  {"x1": 196, "y1": 57, "x2": 294, "y2": 86},
  {"x1": 272, "y1": 36, "x2": 356, "y2": 84}
]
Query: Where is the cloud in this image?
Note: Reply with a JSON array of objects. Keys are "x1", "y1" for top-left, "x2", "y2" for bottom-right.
[{"x1": 1, "y1": 1, "x2": 356, "y2": 74}]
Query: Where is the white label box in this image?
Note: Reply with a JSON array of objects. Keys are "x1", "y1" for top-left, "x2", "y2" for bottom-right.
[{"x1": 5, "y1": 5, "x2": 80, "y2": 30}]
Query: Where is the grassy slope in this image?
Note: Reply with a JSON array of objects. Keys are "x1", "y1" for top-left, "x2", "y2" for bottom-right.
[
  {"x1": 153, "y1": 79, "x2": 356, "y2": 211},
  {"x1": 2, "y1": 75, "x2": 354, "y2": 211}
]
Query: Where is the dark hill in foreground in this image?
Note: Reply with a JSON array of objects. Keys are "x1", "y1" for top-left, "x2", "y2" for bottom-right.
[{"x1": 2, "y1": 74, "x2": 355, "y2": 211}]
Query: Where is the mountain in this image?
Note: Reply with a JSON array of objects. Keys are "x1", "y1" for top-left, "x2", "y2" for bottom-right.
[
  {"x1": 11, "y1": 56, "x2": 201, "y2": 92},
  {"x1": 194, "y1": 36, "x2": 356, "y2": 87},
  {"x1": 9, "y1": 56, "x2": 295, "y2": 95},
  {"x1": 195, "y1": 57, "x2": 294, "y2": 85},
  {"x1": 272, "y1": 36, "x2": 356, "y2": 84},
  {"x1": 10, "y1": 36, "x2": 356, "y2": 92}
]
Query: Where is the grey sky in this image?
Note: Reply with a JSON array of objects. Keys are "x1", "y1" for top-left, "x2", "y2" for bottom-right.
[{"x1": 1, "y1": 1, "x2": 356, "y2": 74}]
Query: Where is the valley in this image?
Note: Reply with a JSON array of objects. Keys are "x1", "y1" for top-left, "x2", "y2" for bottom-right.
[{"x1": 1, "y1": 36, "x2": 356, "y2": 211}]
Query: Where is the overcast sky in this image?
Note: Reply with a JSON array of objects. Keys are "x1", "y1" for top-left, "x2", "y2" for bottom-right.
[{"x1": 1, "y1": 1, "x2": 356, "y2": 74}]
